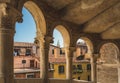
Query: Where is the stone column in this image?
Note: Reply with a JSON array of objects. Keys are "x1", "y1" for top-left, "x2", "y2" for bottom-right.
[
  {"x1": 91, "y1": 54, "x2": 99, "y2": 83},
  {"x1": 39, "y1": 36, "x2": 53, "y2": 83},
  {"x1": 117, "y1": 60, "x2": 120, "y2": 83},
  {"x1": 0, "y1": 3, "x2": 22, "y2": 83},
  {"x1": 65, "y1": 47, "x2": 75, "y2": 82}
]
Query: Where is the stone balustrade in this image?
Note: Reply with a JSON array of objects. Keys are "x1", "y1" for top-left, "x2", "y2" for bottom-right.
[{"x1": 14, "y1": 78, "x2": 93, "y2": 83}]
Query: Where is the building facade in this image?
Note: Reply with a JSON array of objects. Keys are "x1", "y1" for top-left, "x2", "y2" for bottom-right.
[{"x1": 14, "y1": 42, "x2": 91, "y2": 81}]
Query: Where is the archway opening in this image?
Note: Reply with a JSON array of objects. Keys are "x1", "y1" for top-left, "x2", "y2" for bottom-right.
[
  {"x1": 72, "y1": 37, "x2": 93, "y2": 81},
  {"x1": 48, "y1": 25, "x2": 70, "y2": 79},
  {"x1": 97, "y1": 43, "x2": 119, "y2": 83},
  {"x1": 14, "y1": 1, "x2": 46, "y2": 79}
]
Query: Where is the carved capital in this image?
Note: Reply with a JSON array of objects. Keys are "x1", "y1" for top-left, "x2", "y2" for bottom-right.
[
  {"x1": 65, "y1": 46, "x2": 76, "y2": 52},
  {"x1": 91, "y1": 53, "x2": 100, "y2": 63},
  {"x1": 0, "y1": 3, "x2": 23, "y2": 29},
  {"x1": 7, "y1": 3, "x2": 23, "y2": 23},
  {"x1": 65, "y1": 46, "x2": 76, "y2": 58},
  {"x1": 0, "y1": 3, "x2": 7, "y2": 27},
  {"x1": 39, "y1": 36, "x2": 53, "y2": 50},
  {"x1": 44, "y1": 35, "x2": 54, "y2": 43},
  {"x1": 69, "y1": 46, "x2": 76, "y2": 52}
]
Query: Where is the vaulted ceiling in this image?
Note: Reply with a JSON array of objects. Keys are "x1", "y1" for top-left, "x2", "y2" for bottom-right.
[{"x1": 43, "y1": 0, "x2": 120, "y2": 39}]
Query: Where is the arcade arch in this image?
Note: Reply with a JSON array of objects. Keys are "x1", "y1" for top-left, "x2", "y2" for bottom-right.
[
  {"x1": 15, "y1": 1, "x2": 49, "y2": 80},
  {"x1": 52, "y1": 25, "x2": 70, "y2": 79},
  {"x1": 73, "y1": 37, "x2": 93, "y2": 81}
]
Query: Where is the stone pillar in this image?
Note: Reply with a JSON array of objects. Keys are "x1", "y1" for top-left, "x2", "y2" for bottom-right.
[
  {"x1": 91, "y1": 54, "x2": 99, "y2": 83},
  {"x1": 117, "y1": 61, "x2": 120, "y2": 83},
  {"x1": 118, "y1": 65, "x2": 120, "y2": 83},
  {"x1": 39, "y1": 36, "x2": 53, "y2": 83},
  {"x1": 0, "y1": 3, "x2": 22, "y2": 83},
  {"x1": 65, "y1": 47, "x2": 75, "y2": 82}
]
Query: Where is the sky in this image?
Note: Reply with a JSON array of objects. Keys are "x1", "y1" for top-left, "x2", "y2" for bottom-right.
[
  {"x1": 14, "y1": 7, "x2": 36, "y2": 43},
  {"x1": 14, "y1": 7, "x2": 64, "y2": 47},
  {"x1": 53, "y1": 29, "x2": 63, "y2": 47}
]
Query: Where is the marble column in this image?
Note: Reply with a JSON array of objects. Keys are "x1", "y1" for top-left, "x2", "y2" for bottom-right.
[
  {"x1": 91, "y1": 54, "x2": 99, "y2": 83},
  {"x1": 0, "y1": 3, "x2": 22, "y2": 83},
  {"x1": 65, "y1": 47, "x2": 75, "y2": 82},
  {"x1": 39, "y1": 36, "x2": 53, "y2": 83}
]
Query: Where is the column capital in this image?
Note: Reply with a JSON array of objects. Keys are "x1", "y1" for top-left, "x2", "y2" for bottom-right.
[
  {"x1": 0, "y1": 3, "x2": 23, "y2": 29},
  {"x1": 69, "y1": 46, "x2": 76, "y2": 52},
  {"x1": 44, "y1": 35, "x2": 53, "y2": 43},
  {"x1": 39, "y1": 36, "x2": 53, "y2": 50},
  {"x1": 64, "y1": 46, "x2": 76, "y2": 51},
  {"x1": 91, "y1": 53, "x2": 100, "y2": 63},
  {"x1": 65, "y1": 46, "x2": 76, "y2": 58},
  {"x1": 92, "y1": 53, "x2": 100, "y2": 58}
]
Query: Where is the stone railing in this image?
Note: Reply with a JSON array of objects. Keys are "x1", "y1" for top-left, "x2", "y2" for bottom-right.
[
  {"x1": 49, "y1": 78, "x2": 69, "y2": 83},
  {"x1": 14, "y1": 78, "x2": 94, "y2": 83},
  {"x1": 72, "y1": 79, "x2": 93, "y2": 83},
  {"x1": 14, "y1": 78, "x2": 42, "y2": 83}
]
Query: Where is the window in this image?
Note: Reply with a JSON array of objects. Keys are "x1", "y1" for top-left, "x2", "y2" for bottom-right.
[
  {"x1": 26, "y1": 73, "x2": 34, "y2": 78},
  {"x1": 88, "y1": 75, "x2": 91, "y2": 81},
  {"x1": 48, "y1": 63, "x2": 51, "y2": 69},
  {"x1": 30, "y1": 60, "x2": 34, "y2": 68},
  {"x1": 52, "y1": 49, "x2": 54, "y2": 54},
  {"x1": 87, "y1": 64, "x2": 91, "y2": 70},
  {"x1": 73, "y1": 65, "x2": 76, "y2": 70},
  {"x1": 14, "y1": 49, "x2": 20, "y2": 56},
  {"x1": 22, "y1": 60, "x2": 26, "y2": 64},
  {"x1": 49, "y1": 63, "x2": 54, "y2": 69},
  {"x1": 51, "y1": 64, "x2": 54, "y2": 69},
  {"x1": 60, "y1": 49, "x2": 62, "y2": 55},
  {"x1": 78, "y1": 77, "x2": 80, "y2": 80},
  {"x1": 26, "y1": 49, "x2": 31, "y2": 56},
  {"x1": 49, "y1": 63, "x2": 54, "y2": 72},
  {"x1": 58, "y1": 65, "x2": 64, "y2": 74},
  {"x1": 73, "y1": 65, "x2": 77, "y2": 74},
  {"x1": 77, "y1": 65, "x2": 82, "y2": 70},
  {"x1": 77, "y1": 65, "x2": 83, "y2": 73}
]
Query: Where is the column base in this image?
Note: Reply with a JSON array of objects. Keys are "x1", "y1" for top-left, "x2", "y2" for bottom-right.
[
  {"x1": 66, "y1": 79, "x2": 72, "y2": 83},
  {"x1": 0, "y1": 77, "x2": 4, "y2": 83},
  {"x1": 41, "y1": 78, "x2": 49, "y2": 83}
]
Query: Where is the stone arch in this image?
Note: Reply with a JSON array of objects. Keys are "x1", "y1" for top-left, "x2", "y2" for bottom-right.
[
  {"x1": 76, "y1": 37, "x2": 94, "y2": 55},
  {"x1": 97, "y1": 42, "x2": 120, "y2": 83},
  {"x1": 54, "y1": 25, "x2": 70, "y2": 48},
  {"x1": 18, "y1": 1, "x2": 46, "y2": 39},
  {"x1": 98, "y1": 41, "x2": 120, "y2": 63},
  {"x1": 15, "y1": 1, "x2": 47, "y2": 79}
]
